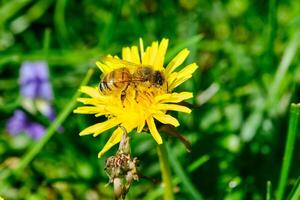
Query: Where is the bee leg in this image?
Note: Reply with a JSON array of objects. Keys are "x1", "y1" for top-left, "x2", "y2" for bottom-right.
[
  {"x1": 121, "y1": 90, "x2": 126, "y2": 102},
  {"x1": 134, "y1": 83, "x2": 139, "y2": 103},
  {"x1": 120, "y1": 83, "x2": 129, "y2": 104}
]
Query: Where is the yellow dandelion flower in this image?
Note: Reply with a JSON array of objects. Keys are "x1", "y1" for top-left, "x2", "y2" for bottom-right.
[{"x1": 74, "y1": 38, "x2": 198, "y2": 157}]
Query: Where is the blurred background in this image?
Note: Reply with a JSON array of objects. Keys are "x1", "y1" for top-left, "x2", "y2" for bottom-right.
[{"x1": 0, "y1": 0, "x2": 300, "y2": 199}]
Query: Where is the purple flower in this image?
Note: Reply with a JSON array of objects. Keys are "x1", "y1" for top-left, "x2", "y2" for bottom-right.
[
  {"x1": 6, "y1": 61, "x2": 61, "y2": 140},
  {"x1": 6, "y1": 110, "x2": 27, "y2": 136},
  {"x1": 6, "y1": 110, "x2": 45, "y2": 140},
  {"x1": 19, "y1": 61, "x2": 53, "y2": 101},
  {"x1": 25, "y1": 123, "x2": 45, "y2": 140}
]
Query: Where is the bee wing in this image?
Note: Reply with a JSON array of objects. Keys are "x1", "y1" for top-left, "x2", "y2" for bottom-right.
[{"x1": 102, "y1": 56, "x2": 145, "y2": 68}]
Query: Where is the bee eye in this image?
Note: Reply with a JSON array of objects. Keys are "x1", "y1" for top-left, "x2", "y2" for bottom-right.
[
  {"x1": 154, "y1": 71, "x2": 164, "y2": 85},
  {"x1": 158, "y1": 78, "x2": 163, "y2": 85}
]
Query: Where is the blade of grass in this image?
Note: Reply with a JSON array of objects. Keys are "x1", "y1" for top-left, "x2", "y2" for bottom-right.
[
  {"x1": 265, "y1": 0, "x2": 277, "y2": 66},
  {"x1": 290, "y1": 186, "x2": 300, "y2": 200},
  {"x1": 165, "y1": 142, "x2": 204, "y2": 200},
  {"x1": 268, "y1": 31, "x2": 300, "y2": 104},
  {"x1": 54, "y1": 0, "x2": 70, "y2": 48},
  {"x1": 43, "y1": 28, "x2": 51, "y2": 56},
  {"x1": 0, "y1": 68, "x2": 94, "y2": 180},
  {"x1": 187, "y1": 155, "x2": 210, "y2": 172},
  {"x1": 277, "y1": 103, "x2": 300, "y2": 200},
  {"x1": 10, "y1": 0, "x2": 53, "y2": 34},
  {"x1": 287, "y1": 177, "x2": 300, "y2": 200},
  {"x1": 0, "y1": 0, "x2": 33, "y2": 25},
  {"x1": 266, "y1": 181, "x2": 272, "y2": 200}
]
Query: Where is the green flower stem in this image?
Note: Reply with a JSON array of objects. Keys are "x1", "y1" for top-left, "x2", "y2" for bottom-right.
[
  {"x1": 277, "y1": 103, "x2": 300, "y2": 200},
  {"x1": 157, "y1": 143, "x2": 174, "y2": 200},
  {"x1": 166, "y1": 142, "x2": 204, "y2": 200},
  {"x1": 0, "y1": 68, "x2": 94, "y2": 180}
]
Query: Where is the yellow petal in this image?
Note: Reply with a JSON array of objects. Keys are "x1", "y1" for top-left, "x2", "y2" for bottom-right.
[
  {"x1": 80, "y1": 86, "x2": 102, "y2": 99},
  {"x1": 153, "y1": 38, "x2": 168, "y2": 70},
  {"x1": 122, "y1": 47, "x2": 131, "y2": 62},
  {"x1": 167, "y1": 72, "x2": 178, "y2": 90},
  {"x1": 73, "y1": 106, "x2": 104, "y2": 114},
  {"x1": 77, "y1": 98, "x2": 102, "y2": 105},
  {"x1": 169, "y1": 75, "x2": 192, "y2": 91},
  {"x1": 168, "y1": 63, "x2": 198, "y2": 90},
  {"x1": 139, "y1": 38, "x2": 144, "y2": 59},
  {"x1": 148, "y1": 41, "x2": 158, "y2": 66},
  {"x1": 153, "y1": 113, "x2": 180, "y2": 127},
  {"x1": 98, "y1": 127, "x2": 123, "y2": 157},
  {"x1": 131, "y1": 46, "x2": 141, "y2": 64},
  {"x1": 96, "y1": 61, "x2": 110, "y2": 74},
  {"x1": 103, "y1": 56, "x2": 126, "y2": 70},
  {"x1": 95, "y1": 112, "x2": 109, "y2": 117},
  {"x1": 157, "y1": 103, "x2": 191, "y2": 113},
  {"x1": 147, "y1": 117, "x2": 162, "y2": 144},
  {"x1": 176, "y1": 63, "x2": 198, "y2": 80},
  {"x1": 93, "y1": 119, "x2": 121, "y2": 137},
  {"x1": 169, "y1": 64, "x2": 196, "y2": 87},
  {"x1": 155, "y1": 92, "x2": 193, "y2": 103},
  {"x1": 137, "y1": 118, "x2": 145, "y2": 133},
  {"x1": 79, "y1": 118, "x2": 120, "y2": 136},
  {"x1": 142, "y1": 47, "x2": 151, "y2": 65},
  {"x1": 165, "y1": 48, "x2": 190, "y2": 75}
]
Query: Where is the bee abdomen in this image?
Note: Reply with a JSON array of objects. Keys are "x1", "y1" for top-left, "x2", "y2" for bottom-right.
[
  {"x1": 99, "y1": 68, "x2": 131, "y2": 94},
  {"x1": 99, "y1": 81, "x2": 110, "y2": 93}
]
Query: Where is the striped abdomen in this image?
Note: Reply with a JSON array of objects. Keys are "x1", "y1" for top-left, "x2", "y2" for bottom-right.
[{"x1": 99, "y1": 67, "x2": 131, "y2": 93}]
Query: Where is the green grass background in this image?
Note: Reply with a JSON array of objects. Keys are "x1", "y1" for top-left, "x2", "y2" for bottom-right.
[{"x1": 0, "y1": 0, "x2": 300, "y2": 199}]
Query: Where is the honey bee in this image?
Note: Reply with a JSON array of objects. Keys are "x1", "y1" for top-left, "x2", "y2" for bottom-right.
[{"x1": 98, "y1": 57, "x2": 165, "y2": 98}]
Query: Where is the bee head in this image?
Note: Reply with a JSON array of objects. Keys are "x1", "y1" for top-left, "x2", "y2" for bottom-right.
[{"x1": 153, "y1": 71, "x2": 164, "y2": 86}]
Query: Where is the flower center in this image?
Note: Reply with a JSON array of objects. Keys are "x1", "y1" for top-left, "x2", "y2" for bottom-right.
[{"x1": 121, "y1": 82, "x2": 166, "y2": 105}]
